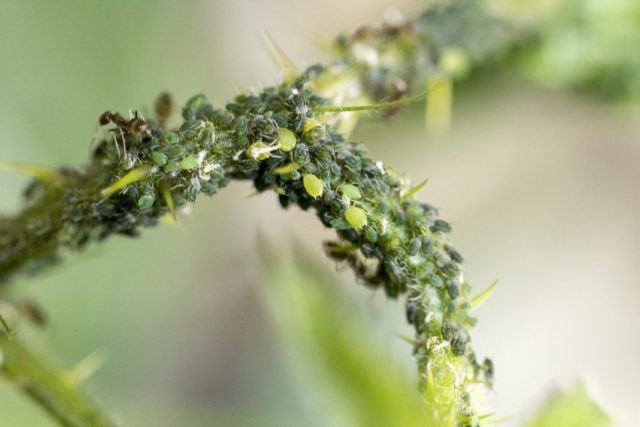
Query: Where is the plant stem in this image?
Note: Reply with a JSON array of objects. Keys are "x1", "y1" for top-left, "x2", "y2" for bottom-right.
[
  {"x1": 0, "y1": 334, "x2": 116, "y2": 427},
  {"x1": 0, "y1": 3, "x2": 523, "y2": 425}
]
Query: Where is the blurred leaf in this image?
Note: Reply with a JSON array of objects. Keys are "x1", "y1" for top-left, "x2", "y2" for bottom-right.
[
  {"x1": 525, "y1": 385, "x2": 613, "y2": 427},
  {"x1": 262, "y1": 253, "x2": 438, "y2": 427}
]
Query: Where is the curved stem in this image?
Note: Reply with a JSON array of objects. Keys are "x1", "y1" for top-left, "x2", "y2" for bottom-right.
[{"x1": 0, "y1": 2, "x2": 525, "y2": 425}]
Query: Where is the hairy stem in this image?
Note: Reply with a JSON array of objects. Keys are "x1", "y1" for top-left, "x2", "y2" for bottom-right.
[
  {"x1": 0, "y1": 334, "x2": 116, "y2": 427},
  {"x1": 0, "y1": 2, "x2": 529, "y2": 426}
]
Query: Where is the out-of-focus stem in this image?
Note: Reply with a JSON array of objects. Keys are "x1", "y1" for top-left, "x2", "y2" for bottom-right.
[{"x1": 0, "y1": 334, "x2": 116, "y2": 427}]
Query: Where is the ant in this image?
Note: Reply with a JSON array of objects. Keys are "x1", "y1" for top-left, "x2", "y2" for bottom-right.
[
  {"x1": 98, "y1": 110, "x2": 152, "y2": 158},
  {"x1": 154, "y1": 92, "x2": 172, "y2": 129}
]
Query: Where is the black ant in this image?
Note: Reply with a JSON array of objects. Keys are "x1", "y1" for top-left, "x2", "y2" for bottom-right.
[{"x1": 98, "y1": 110, "x2": 152, "y2": 157}]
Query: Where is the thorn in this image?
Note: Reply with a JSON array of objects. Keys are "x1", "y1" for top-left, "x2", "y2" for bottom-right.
[
  {"x1": 314, "y1": 85, "x2": 442, "y2": 114},
  {"x1": 67, "y1": 350, "x2": 108, "y2": 385},
  {"x1": 298, "y1": 27, "x2": 336, "y2": 53},
  {"x1": 244, "y1": 190, "x2": 263, "y2": 198},
  {"x1": 273, "y1": 162, "x2": 301, "y2": 175},
  {"x1": 402, "y1": 178, "x2": 429, "y2": 201},
  {"x1": 160, "y1": 181, "x2": 177, "y2": 224},
  {"x1": 0, "y1": 311, "x2": 16, "y2": 338},
  {"x1": 0, "y1": 160, "x2": 65, "y2": 186},
  {"x1": 470, "y1": 281, "x2": 498, "y2": 311},
  {"x1": 394, "y1": 332, "x2": 416, "y2": 345},
  {"x1": 482, "y1": 414, "x2": 511, "y2": 425},
  {"x1": 100, "y1": 166, "x2": 152, "y2": 199},
  {"x1": 231, "y1": 81, "x2": 244, "y2": 95},
  {"x1": 263, "y1": 33, "x2": 299, "y2": 82},
  {"x1": 425, "y1": 75, "x2": 453, "y2": 137}
]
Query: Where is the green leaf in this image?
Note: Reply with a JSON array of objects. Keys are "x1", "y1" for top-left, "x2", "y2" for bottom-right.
[
  {"x1": 525, "y1": 385, "x2": 613, "y2": 427},
  {"x1": 262, "y1": 254, "x2": 441, "y2": 427}
]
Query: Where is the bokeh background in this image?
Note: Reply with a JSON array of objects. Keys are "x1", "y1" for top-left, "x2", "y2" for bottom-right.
[{"x1": 1, "y1": 1, "x2": 638, "y2": 426}]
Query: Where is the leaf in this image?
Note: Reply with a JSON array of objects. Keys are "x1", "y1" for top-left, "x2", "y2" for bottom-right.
[
  {"x1": 261, "y1": 253, "x2": 440, "y2": 427},
  {"x1": 525, "y1": 385, "x2": 613, "y2": 427}
]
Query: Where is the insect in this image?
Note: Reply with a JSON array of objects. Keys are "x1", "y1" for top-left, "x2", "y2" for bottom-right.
[
  {"x1": 19, "y1": 300, "x2": 48, "y2": 328},
  {"x1": 98, "y1": 110, "x2": 152, "y2": 157},
  {"x1": 154, "y1": 92, "x2": 172, "y2": 128},
  {"x1": 323, "y1": 241, "x2": 382, "y2": 288}
]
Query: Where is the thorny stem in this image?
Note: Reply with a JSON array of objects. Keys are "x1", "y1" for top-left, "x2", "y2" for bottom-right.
[
  {"x1": 7, "y1": 0, "x2": 627, "y2": 425},
  {"x1": 0, "y1": 2, "x2": 524, "y2": 426},
  {"x1": 0, "y1": 333, "x2": 116, "y2": 427}
]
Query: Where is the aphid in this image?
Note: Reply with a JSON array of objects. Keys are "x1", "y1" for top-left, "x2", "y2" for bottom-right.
[
  {"x1": 405, "y1": 300, "x2": 418, "y2": 324},
  {"x1": 344, "y1": 205, "x2": 367, "y2": 228},
  {"x1": 151, "y1": 151, "x2": 168, "y2": 166},
  {"x1": 179, "y1": 155, "x2": 199, "y2": 170},
  {"x1": 364, "y1": 227, "x2": 378, "y2": 243},
  {"x1": 444, "y1": 244, "x2": 464, "y2": 263},
  {"x1": 441, "y1": 320, "x2": 457, "y2": 341},
  {"x1": 137, "y1": 194, "x2": 155, "y2": 210},
  {"x1": 155, "y1": 92, "x2": 172, "y2": 128},
  {"x1": 430, "y1": 219, "x2": 452, "y2": 233},
  {"x1": 408, "y1": 237, "x2": 421, "y2": 255},
  {"x1": 277, "y1": 128, "x2": 297, "y2": 152},
  {"x1": 235, "y1": 116, "x2": 249, "y2": 147},
  {"x1": 340, "y1": 183, "x2": 362, "y2": 200},
  {"x1": 483, "y1": 358, "x2": 494, "y2": 383},
  {"x1": 420, "y1": 236, "x2": 433, "y2": 256},
  {"x1": 293, "y1": 142, "x2": 310, "y2": 164},
  {"x1": 447, "y1": 280, "x2": 460, "y2": 299},
  {"x1": 451, "y1": 332, "x2": 468, "y2": 356},
  {"x1": 183, "y1": 94, "x2": 208, "y2": 120},
  {"x1": 303, "y1": 174, "x2": 324, "y2": 198},
  {"x1": 442, "y1": 262, "x2": 460, "y2": 278}
]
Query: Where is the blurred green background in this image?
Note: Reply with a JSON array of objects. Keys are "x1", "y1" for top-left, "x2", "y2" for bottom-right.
[{"x1": 1, "y1": 1, "x2": 638, "y2": 426}]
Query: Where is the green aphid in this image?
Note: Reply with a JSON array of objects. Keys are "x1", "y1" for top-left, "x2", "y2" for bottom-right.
[
  {"x1": 185, "y1": 94, "x2": 208, "y2": 112},
  {"x1": 179, "y1": 156, "x2": 199, "y2": 170},
  {"x1": 198, "y1": 126, "x2": 215, "y2": 148},
  {"x1": 162, "y1": 132, "x2": 180, "y2": 145},
  {"x1": 345, "y1": 205, "x2": 367, "y2": 228},
  {"x1": 277, "y1": 128, "x2": 297, "y2": 152},
  {"x1": 408, "y1": 237, "x2": 421, "y2": 255},
  {"x1": 166, "y1": 145, "x2": 185, "y2": 158},
  {"x1": 303, "y1": 173, "x2": 324, "y2": 198},
  {"x1": 152, "y1": 151, "x2": 168, "y2": 166},
  {"x1": 164, "y1": 161, "x2": 180, "y2": 172},
  {"x1": 340, "y1": 183, "x2": 362, "y2": 200},
  {"x1": 137, "y1": 194, "x2": 155, "y2": 209},
  {"x1": 364, "y1": 227, "x2": 378, "y2": 243}
]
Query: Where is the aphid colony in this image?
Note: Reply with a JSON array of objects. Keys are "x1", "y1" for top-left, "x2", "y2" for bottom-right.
[
  {"x1": 2, "y1": 68, "x2": 491, "y2": 411},
  {"x1": 0, "y1": 4, "x2": 515, "y2": 423}
]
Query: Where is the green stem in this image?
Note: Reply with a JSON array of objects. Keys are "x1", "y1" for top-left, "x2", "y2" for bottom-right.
[{"x1": 0, "y1": 334, "x2": 116, "y2": 427}]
